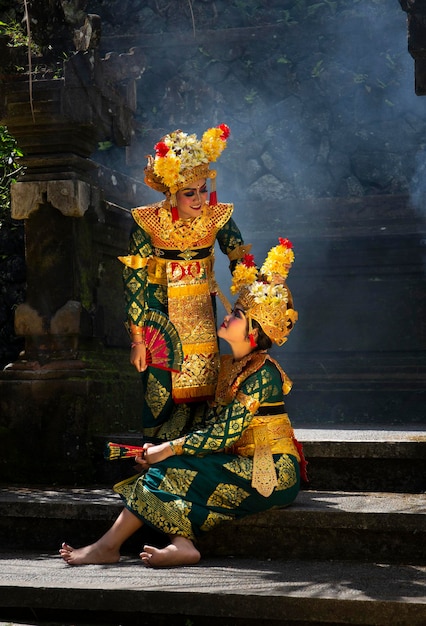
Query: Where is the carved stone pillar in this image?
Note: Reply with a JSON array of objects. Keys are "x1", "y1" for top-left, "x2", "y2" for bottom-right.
[
  {"x1": 0, "y1": 49, "x2": 146, "y2": 483},
  {"x1": 2, "y1": 49, "x2": 145, "y2": 364},
  {"x1": 10, "y1": 180, "x2": 91, "y2": 363}
]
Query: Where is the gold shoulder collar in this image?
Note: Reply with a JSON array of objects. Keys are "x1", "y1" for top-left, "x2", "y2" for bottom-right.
[
  {"x1": 132, "y1": 203, "x2": 164, "y2": 232},
  {"x1": 210, "y1": 202, "x2": 233, "y2": 229}
]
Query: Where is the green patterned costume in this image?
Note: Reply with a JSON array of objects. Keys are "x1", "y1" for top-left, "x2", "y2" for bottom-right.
[
  {"x1": 114, "y1": 353, "x2": 304, "y2": 541},
  {"x1": 120, "y1": 200, "x2": 249, "y2": 442}
]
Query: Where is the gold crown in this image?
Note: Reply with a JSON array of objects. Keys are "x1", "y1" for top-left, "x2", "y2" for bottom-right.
[
  {"x1": 144, "y1": 125, "x2": 229, "y2": 195},
  {"x1": 232, "y1": 238, "x2": 298, "y2": 346},
  {"x1": 144, "y1": 160, "x2": 215, "y2": 195}
]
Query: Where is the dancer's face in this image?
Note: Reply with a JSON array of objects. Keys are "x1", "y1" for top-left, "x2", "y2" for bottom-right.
[
  {"x1": 176, "y1": 178, "x2": 208, "y2": 220},
  {"x1": 217, "y1": 307, "x2": 248, "y2": 345}
]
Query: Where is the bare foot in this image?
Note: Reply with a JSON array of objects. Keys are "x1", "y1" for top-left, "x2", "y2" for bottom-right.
[
  {"x1": 59, "y1": 541, "x2": 120, "y2": 566},
  {"x1": 140, "y1": 537, "x2": 200, "y2": 568}
]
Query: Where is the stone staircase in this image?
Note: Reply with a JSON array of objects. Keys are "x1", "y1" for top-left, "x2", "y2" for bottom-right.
[{"x1": 0, "y1": 428, "x2": 425, "y2": 625}]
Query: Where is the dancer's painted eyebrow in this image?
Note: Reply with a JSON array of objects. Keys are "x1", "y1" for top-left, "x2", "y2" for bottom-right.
[{"x1": 182, "y1": 185, "x2": 208, "y2": 191}]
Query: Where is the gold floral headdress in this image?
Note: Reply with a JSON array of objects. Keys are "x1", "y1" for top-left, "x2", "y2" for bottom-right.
[
  {"x1": 231, "y1": 238, "x2": 298, "y2": 346},
  {"x1": 144, "y1": 124, "x2": 230, "y2": 220}
]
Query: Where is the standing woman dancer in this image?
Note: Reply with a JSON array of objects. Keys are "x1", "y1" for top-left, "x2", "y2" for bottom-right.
[
  {"x1": 119, "y1": 125, "x2": 251, "y2": 441},
  {"x1": 60, "y1": 238, "x2": 307, "y2": 568}
]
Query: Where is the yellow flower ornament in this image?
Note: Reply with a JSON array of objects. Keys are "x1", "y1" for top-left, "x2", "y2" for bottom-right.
[{"x1": 232, "y1": 238, "x2": 298, "y2": 346}]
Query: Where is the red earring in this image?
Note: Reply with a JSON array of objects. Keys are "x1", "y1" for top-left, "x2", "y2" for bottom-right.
[
  {"x1": 249, "y1": 333, "x2": 257, "y2": 348},
  {"x1": 171, "y1": 206, "x2": 179, "y2": 222}
]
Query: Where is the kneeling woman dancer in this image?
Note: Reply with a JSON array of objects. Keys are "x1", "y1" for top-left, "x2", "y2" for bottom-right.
[{"x1": 60, "y1": 238, "x2": 307, "y2": 568}]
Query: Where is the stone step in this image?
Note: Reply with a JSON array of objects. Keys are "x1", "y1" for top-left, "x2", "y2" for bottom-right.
[
  {"x1": 0, "y1": 486, "x2": 424, "y2": 565},
  {"x1": 93, "y1": 428, "x2": 426, "y2": 493},
  {"x1": 295, "y1": 428, "x2": 426, "y2": 493},
  {"x1": 0, "y1": 551, "x2": 425, "y2": 626}
]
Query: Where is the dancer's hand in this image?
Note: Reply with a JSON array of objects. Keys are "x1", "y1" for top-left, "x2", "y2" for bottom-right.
[
  {"x1": 134, "y1": 443, "x2": 153, "y2": 470},
  {"x1": 130, "y1": 342, "x2": 147, "y2": 372},
  {"x1": 135, "y1": 442, "x2": 173, "y2": 467}
]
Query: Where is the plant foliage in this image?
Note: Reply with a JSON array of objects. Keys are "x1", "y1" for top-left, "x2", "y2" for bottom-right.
[{"x1": 0, "y1": 125, "x2": 23, "y2": 224}]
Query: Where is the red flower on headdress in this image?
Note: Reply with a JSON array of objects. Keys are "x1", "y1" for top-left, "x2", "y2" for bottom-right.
[
  {"x1": 154, "y1": 141, "x2": 169, "y2": 157},
  {"x1": 218, "y1": 124, "x2": 230, "y2": 141},
  {"x1": 279, "y1": 237, "x2": 293, "y2": 249},
  {"x1": 242, "y1": 253, "x2": 255, "y2": 267}
]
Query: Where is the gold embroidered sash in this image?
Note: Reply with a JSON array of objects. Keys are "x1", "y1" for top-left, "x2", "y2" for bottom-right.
[{"x1": 228, "y1": 413, "x2": 300, "y2": 497}]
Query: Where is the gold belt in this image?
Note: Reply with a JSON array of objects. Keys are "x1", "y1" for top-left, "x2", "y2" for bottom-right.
[
  {"x1": 147, "y1": 255, "x2": 213, "y2": 285},
  {"x1": 227, "y1": 413, "x2": 300, "y2": 498}
]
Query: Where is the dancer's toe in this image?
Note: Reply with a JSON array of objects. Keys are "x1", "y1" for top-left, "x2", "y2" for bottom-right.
[
  {"x1": 59, "y1": 542, "x2": 74, "y2": 560},
  {"x1": 140, "y1": 550, "x2": 153, "y2": 567}
]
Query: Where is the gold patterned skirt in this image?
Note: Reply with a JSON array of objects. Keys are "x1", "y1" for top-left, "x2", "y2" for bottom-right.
[
  {"x1": 165, "y1": 258, "x2": 220, "y2": 403},
  {"x1": 113, "y1": 451, "x2": 300, "y2": 541}
]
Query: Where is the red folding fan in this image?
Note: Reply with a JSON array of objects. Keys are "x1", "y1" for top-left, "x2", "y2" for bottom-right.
[
  {"x1": 130, "y1": 309, "x2": 183, "y2": 373},
  {"x1": 104, "y1": 442, "x2": 144, "y2": 461}
]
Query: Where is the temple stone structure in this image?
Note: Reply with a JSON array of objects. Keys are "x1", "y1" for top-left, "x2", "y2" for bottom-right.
[{"x1": 0, "y1": 49, "x2": 146, "y2": 483}]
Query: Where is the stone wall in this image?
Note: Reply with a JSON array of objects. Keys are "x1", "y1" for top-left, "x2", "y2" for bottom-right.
[
  {"x1": 89, "y1": 0, "x2": 426, "y2": 427},
  {"x1": 88, "y1": 0, "x2": 426, "y2": 202}
]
